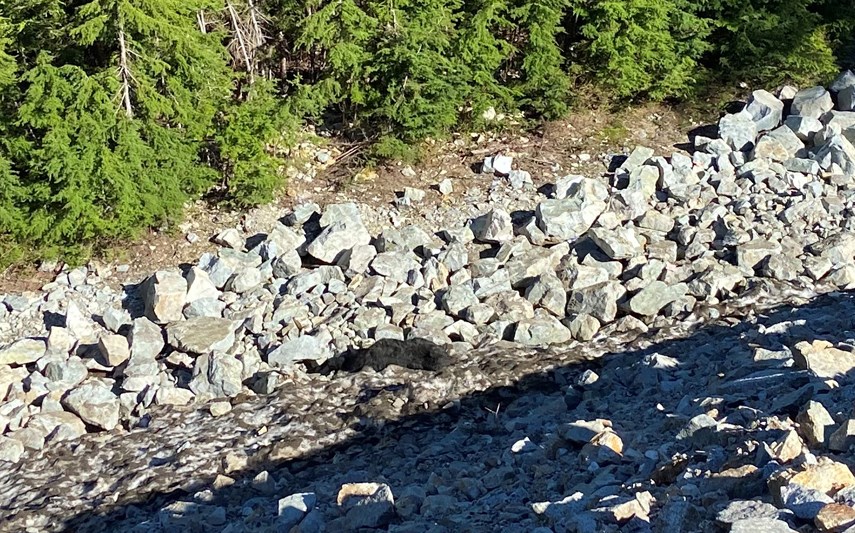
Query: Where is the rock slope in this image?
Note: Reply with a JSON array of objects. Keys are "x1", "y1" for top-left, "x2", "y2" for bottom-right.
[{"x1": 2, "y1": 72, "x2": 855, "y2": 532}]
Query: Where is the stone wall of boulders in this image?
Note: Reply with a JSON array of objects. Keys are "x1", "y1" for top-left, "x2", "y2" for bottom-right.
[{"x1": 1, "y1": 71, "x2": 855, "y2": 464}]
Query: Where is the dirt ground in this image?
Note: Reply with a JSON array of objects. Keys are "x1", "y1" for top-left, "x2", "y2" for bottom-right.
[{"x1": 0, "y1": 99, "x2": 724, "y2": 295}]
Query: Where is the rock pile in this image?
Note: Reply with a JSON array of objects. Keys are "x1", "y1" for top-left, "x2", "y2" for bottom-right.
[{"x1": 1, "y1": 71, "x2": 855, "y2": 532}]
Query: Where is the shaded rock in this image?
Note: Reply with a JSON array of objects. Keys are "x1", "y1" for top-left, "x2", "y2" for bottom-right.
[
  {"x1": 0, "y1": 436, "x2": 24, "y2": 463},
  {"x1": 829, "y1": 420, "x2": 855, "y2": 452},
  {"x1": 566, "y1": 281, "x2": 625, "y2": 323},
  {"x1": 26, "y1": 411, "x2": 86, "y2": 443},
  {"x1": 815, "y1": 503, "x2": 855, "y2": 532}
]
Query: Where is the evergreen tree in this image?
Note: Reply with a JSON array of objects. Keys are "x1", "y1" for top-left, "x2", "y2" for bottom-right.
[{"x1": 568, "y1": 0, "x2": 711, "y2": 99}]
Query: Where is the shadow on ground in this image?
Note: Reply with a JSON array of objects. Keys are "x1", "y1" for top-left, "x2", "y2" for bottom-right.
[{"x1": 32, "y1": 290, "x2": 855, "y2": 532}]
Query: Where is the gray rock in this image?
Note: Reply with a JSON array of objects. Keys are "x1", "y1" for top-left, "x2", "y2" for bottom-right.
[
  {"x1": 793, "y1": 340, "x2": 855, "y2": 378},
  {"x1": 471, "y1": 208, "x2": 513, "y2": 244},
  {"x1": 286, "y1": 266, "x2": 345, "y2": 296},
  {"x1": 128, "y1": 317, "x2": 165, "y2": 360},
  {"x1": 0, "y1": 436, "x2": 24, "y2": 463},
  {"x1": 831, "y1": 70, "x2": 855, "y2": 93},
  {"x1": 513, "y1": 316, "x2": 572, "y2": 346},
  {"x1": 745, "y1": 90, "x2": 784, "y2": 131},
  {"x1": 536, "y1": 184, "x2": 608, "y2": 241},
  {"x1": 336, "y1": 483, "x2": 395, "y2": 530},
  {"x1": 730, "y1": 519, "x2": 797, "y2": 533},
  {"x1": 839, "y1": 86, "x2": 855, "y2": 112},
  {"x1": 65, "y1": 301, "x2": 97, "y2": 343},
  {"x1": 566, "y1": 313, "x2": 600, "y2": 341},
  {"x1": 438, "y1": 179, "x2": 453, "y2": 195},
  {"x1": 46, "y1": 327, "x2": 74, "y2": 357},
  {"x1": 272, "y1": 250, "x2": 303, "y2": 279},
  {"x1": 166, "y1": 318, "x2": 236, "y2": 355},
  {"x1": 780, "y1": 483, "x2": 833, "y2": 520},
  {"x1": 588, "y1": 227, "x2": 643, "y2": 260},
  {"x1": 212, "y1": 228, "x2": 244, "y2": 250},
  {"x1": 719, "y1": 112, "x2": 757, "y2": 151},
  {"x1": 337, "y1": 244, "x2": 377, "y2": 277},
  {"x1": 796, "y1": 400, "x2": 836, "y2": 447},
  {"x1": 620, "y1": 146, "x2": 655, "y2": 172},
  {"x1": 716, "y1": 500, "x2": 783, "y2": 525},
  {"x1": 0, "y1": 338, "x2": 45, "y2": 366},
  {"x1": 371, "y1": 251, "x2": 421, "y2": 283},
  {"x1": 25, "y1": 411, "x2": 86, "y2": 443},
  {"x1": 441, "y1": 285, "x2": 479, "y2": 317},
  {"x1": 267, "y1": 336, "x2": 330, "y2": 368},
  {"x1": 628, "y1": 281, "x2": 688, "y2": 317},
  {"x1": 62, "y1": 380, "x2": 120, "y2": 431},
  {"x1": 44, "y1": 356, "x2": 88, "y2": 390},
  {"x1": 737, "y1": 239, "x2": 782, "y2": 270},
  {"x1": 189, "y1": 353, "x2": 243, "y2": 400},
  {"x1": 102, "y1": 307, "x2": 131, "y2": 334},
  {"x1": 97, "y1": 334, "x2": 130, "y2": 367},
  {"x1": 791, "y1": 86, "x2": 834, "y2": 119},
  {"x1": 308, "y1": 219, "x2": 372, "y2": 263},
  {"x1": 814, "y1": 134, "x2": 855, "y2": 176},
  {"x1": 185, "y1": 267, "x2": 220, "y2": 303},
  {"x1": 278, "y1": 492, "x2": 316, "y2": 530},
  {"x1": 566, "y1": 281, "x2": 625, "y2": 323},
  {"x1": 141, "y1": 270, "x2": 187, "y2": 324},
  {"x1": 524, "y1": 274, "x2": 567, "y2": 316},
  {"x1": 785, "y1": 115, "x2": 824, "y2": 142},
  {"x1": 183, "y1": 298, "x2": 226, "y2": 319},
  {"x1": 829, "y1": 420, "x2": 855, "y2": 451}
]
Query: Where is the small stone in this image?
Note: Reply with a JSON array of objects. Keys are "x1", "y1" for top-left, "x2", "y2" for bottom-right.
[
  {"x1": 438, "y1": 179, "x2": 453, "y2": 195},
  {"x1": 797, "y1": 400, "x2": 836, "y2": 448},
  {"x1": 212, "y1": 228, "x2": 244, "y2": 250},
  {"x1": 472, "y1": 208, "x2": 513, "y2": 243},
  {"x1": 189, "y1": 353, "x2": 243, "y2": 400},
  {"x1": 566, "y1": 313, "x2": 600, "y2": 341},
  {"x1": 166, "y1": 317, "x2": 236, "y2": 355},
  {"x1": 815, "y1": 503, "x2": 855, "y2": 532},
  {"x1": 768, "y1": 430, "x2": 804, "y2": 463},
  {"x1": 209, "y1": 401, "x2": 232, "y2": 417},
  {"x1": 513, "y1": 316, "x2": 572, "y2": 346},
  {"x1": 336, "y1": 482, "x2": 395, "y2": 529},
  {"x1": 278, "y1": 492, "x2": 317, "y2": 530}
]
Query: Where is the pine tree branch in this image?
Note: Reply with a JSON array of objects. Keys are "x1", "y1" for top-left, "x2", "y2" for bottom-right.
[{"x1": 227, "y1": 2, "x2": 255, "y2": 84}]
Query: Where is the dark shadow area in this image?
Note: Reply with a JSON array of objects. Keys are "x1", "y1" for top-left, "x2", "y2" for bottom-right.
[{"x1": 14, "y1": 290, "x2": 855, "y2": 532}]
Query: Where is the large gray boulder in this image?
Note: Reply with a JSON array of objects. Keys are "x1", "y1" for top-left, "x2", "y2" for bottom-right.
[
  {"x1": 189, "y1": 352, "x2": 243, "y2": 399},
  {"x1": 308, "y1": 203, "x2": 372, "y2": 263},
  {"x1": 719, "y1": 112, "x2": 757, "y2": 151},
  {"x1": 536, "y1": 179, "x2": 608, "y2": 241}
]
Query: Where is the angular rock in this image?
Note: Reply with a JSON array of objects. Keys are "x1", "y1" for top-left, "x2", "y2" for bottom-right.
[
  {"x1": 815, "y1": 503, "x2": 855, "y2": 532},
  {"x1": 719, "y1": 112, "x2": 757, "y2": 151},
  {"x1": 65, "y1": 301, "x2": 97, "y2": 342},
  {"x1": 793, "y1": 340, "x2": 855, "y2": 378},
  {"x1": 0, "y1": 338, "x2": 45, "y2": 366},
  {"x1": 513, "y1": 316, "x2": 572, "y2": 346},
  {"x1": 737, "y1": 239, "x2": 782, "y2": 270},
  {"x1": 797, "y1": 400, "x2": 836, "y2": 447},
  {"x1": 471, "y1": 208, "x2": 513, "y2": 244},
  {"x1": 829, "y1": 420, "x2": 855, "y2": 452},
  {"x1": 166, "y1": 318, "x2": 236, "y2": 355},
  {"x1": 0, "y1": 436, "x2": 24, "y2": 463},
  {"x1": 62, "y1": 380, "x2": 120, "y2": 431},
  {"x1": 142, "y1": 270, "x2": 187, "y2": 324},
  {"x1": 745, "y1": 89, "x2": 784, "y2": 131},
  {"x1": 588, "y1": 227, "x2": 643, "y2": 260},
  {"x1": 188, "y1": 353, "x2": 243, "y2": 400},
  {"x1": 628, "y1": 281, "x2": 688, "y2": 317},
  {"x1": 536, "y1": 180, "x2": 608, "y2": 241},
  {"x1": 791, "y1": 86, "x2": 834, "y2": 119},
  {"x1": 267, "y1": 336, "x2": 330, "y2": 368},
  {"x1": 212, "y1": 228, "x2": 244, "y2": 250},
  {"x1": 308, "y1": 219, "x2": 372, "y2": 263},
  {"x1": 566, "y1": 281, "x2": 625, "y2": 323},
  {"x1": 185, "y1": 267, "x2": 220, "y2": 303},
  {"x1": 97, "y1": 334, "x2": 130, "y2": 367}
]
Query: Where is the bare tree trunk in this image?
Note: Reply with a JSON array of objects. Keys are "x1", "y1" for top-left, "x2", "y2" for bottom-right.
[
  {"x1": 197, "y1": 10, "x2": 207, "y2": 34},
  {"x1": 227, "y1": 2, "x2": 254, "y2": 84},
  {"x1": 118, "y1": 26, "x2": 133, "y2": 117}
]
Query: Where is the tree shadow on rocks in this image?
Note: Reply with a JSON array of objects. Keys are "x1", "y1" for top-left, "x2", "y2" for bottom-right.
[{"x1": 8, "y1": 291, "x2": 855, "y2": 532}]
